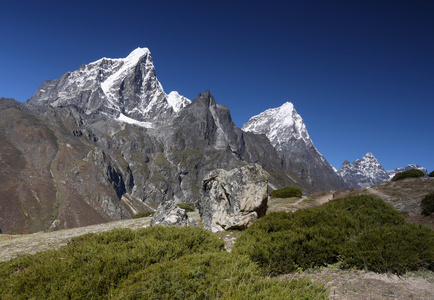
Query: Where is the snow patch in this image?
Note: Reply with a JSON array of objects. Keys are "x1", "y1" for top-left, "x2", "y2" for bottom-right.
[
  {"x1": 116, "y1": 113, "x2": 153, "y2": 128},
  {"x1": 101, "y1": 48, "x2": 150, "y2": 102},
  {"x1": 167, "y1": 91, "x2": 191, "y2": 112}
]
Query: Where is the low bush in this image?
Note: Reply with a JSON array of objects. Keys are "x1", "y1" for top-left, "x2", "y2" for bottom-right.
[
  {"x1": 270, "y1": 186, "x2": 302, "y2": 198},
  {"x1": 0, "y1": 226, "x2": 224, "y2": 299},
  {"x1": 114, "y1": 252, "x2": 328, "y2": 299},
  {"x1": 342, "y1": 224, "x2": 434, "y2": 274},
  {"x1": 421, "y1": 191, "x2": 434, "y2": 216},
  {"x1": 0, "y1": 226, "x2": 328, "y2": 299},
  {"x1": 132, "y1": 211, "x2": 154, "y2": 218},
  {"x1": 177, "y1": 203, "x2": 195, "y2": 212},
  {"x1": 429, "y1": 170, "x2": 434, "y2": 177},
  {"x1": 232, "y1": 195, "x2": 434, "y2": 276},
  {"x1": 392, "y1": 169, "x2": 425, "y2": 181}
]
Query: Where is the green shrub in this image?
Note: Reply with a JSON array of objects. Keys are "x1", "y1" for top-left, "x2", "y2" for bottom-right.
[
  {"x1": 429, "y1": 170, "x2": 434, "y2": 177},
  {"x1": 113, "y1": 252, "x2": 328, "y2": 299},
  {"x1": 0, "y1": 226, "x2": 328, "y2": 299},
  {"x1": 177, "y1": 203, "x2": 195, "y2": 212},
  {"x1": 0, "y1": 226, "x2": 224, "y2": 299},
  {"x1": 270, "y1": 186, "x2": 302, "y2": 198},
  {"x1": 392, "y1": 169, "x2": 425, "y2": 181},
  {"x1": 132, "y1": 211, "x2": 154, "y2": 218},
  {"x1": 341, "y1": 224, "x2": 434, "y2": 274},
  {"x1": 233, "y1": 195, "x2": 413, "y2": 276},
  {"x1": 421, "y1": 191, "x2": 434, "y2": 216}
]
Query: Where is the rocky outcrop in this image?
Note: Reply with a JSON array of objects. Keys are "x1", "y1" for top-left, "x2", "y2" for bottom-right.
[
  {"x1": 200, "y1": 164, "x2": 268, "y2": 232},
  {"x1": 150, "y1": 201, "x2": 197, "y2": 227}
]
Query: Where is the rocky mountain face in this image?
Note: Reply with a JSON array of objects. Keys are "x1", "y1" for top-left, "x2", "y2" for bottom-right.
[
  {"x1": 26, "y1": 47, "x2": 189, "y2": 125},
  {"x1": 1, "y1": 48, "x2": 347, "y2": 234},
  {"x1": 337, "y1": 153, "x2": 389, "y2": 188},
  {"x1": 242, "y1": 102, "x2": 348, "y2": 191},
  {"x1": 337, "y1": 153, "x2": 428, "y2": 188}
]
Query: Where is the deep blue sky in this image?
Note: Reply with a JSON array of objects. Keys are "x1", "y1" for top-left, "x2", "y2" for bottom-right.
[{"x1": 1, "y1": 0, "x2": 433, "y2": 171}]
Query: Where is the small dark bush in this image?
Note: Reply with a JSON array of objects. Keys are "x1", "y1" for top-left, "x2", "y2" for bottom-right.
[
  {"x1": 270, "y1": 186, "x2": 302, "y2": 198},
  {"x1": 177, "y1": 203, "x2": 195, "y2": 212},
  {"x1": 392, "y1": 169, "x2": 425, "y2": 181},
  {"x1": 421, "y1": 191, "x2": 434, "y2": 216},
  {"x1": 233, "y1": 195, "x2": 418, "y2": 276},
  {"x1": 429, "y1": 170, "x2": 434, "y2": 177},
  {"x1": 133, "y1": 211, "x2": 154, "y2": 218}
]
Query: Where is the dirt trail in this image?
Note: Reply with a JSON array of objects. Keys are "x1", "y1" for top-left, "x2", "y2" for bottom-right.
[
  {"x1": 365, "y1": 187, "x2": 391, "y2": 200},
  {"x1": 314, "y1": 191, "x2": 334, "y2": 205}
]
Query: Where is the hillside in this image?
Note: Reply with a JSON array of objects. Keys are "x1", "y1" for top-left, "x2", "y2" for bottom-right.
[
  {"x1": 1, "y1": 178, "x2": 433, "y2": 299},
  {"x1": 334, "y1": 177, "x2": 434, "y2": 230}
]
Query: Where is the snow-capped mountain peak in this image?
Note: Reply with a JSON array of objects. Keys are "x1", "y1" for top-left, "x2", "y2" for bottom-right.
[
  {"x1": 337, "y1": 153, "x2": 429, "y2": 188},
  {"x1": 27, "y1": 47, "x2": 190, "y2": 125},
  {"x1": 242, "y1": 102, "x2": 311, "y2": 151},
  {"x1": 337, "y1": 152, "x2": 390, "y2": 188},
  {"x1": 100, "y1": 47, "x2": 151, "y2": 103},
  {"x1": 242, "y1": 101, "x2": 348, "y2": 190}
]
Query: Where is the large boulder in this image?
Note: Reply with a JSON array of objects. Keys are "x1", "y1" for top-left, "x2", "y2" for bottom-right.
[
  {"x1": 150, "y1": 201, "x2": 197, "y2": 227},
  {"x1": 200, "y1": 164, "x2": 268, "y2": 232}
]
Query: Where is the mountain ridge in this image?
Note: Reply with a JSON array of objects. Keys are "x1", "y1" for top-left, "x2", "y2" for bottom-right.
[
  {"x1": 337, "y1": 152, "x2": 428, "y2": 188},
  {"x1": 1, "y1": 48, "x2": 354, "y2": 233}
]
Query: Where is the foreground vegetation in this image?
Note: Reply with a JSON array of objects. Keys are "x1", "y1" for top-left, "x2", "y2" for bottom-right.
[
  {"x1": 233, "y1": 195, "x2": 434, "y2": 276},
  {"x1": 1, "y1": 195, "x2": 433, "y2": 298},
  {"x1": 0, "y1": 226, "x2": 327, "y2": 299},
  {"x1": 421, "y1": 191, "x2": 434, "y2": 216}
]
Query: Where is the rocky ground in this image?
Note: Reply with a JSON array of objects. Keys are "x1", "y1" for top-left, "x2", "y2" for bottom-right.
[{"x1": 1, "y1": 177, "x2": 433, "y2": 299}]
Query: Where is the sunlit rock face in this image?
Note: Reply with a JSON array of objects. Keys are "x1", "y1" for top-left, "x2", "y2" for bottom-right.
[{"x1": 200, "y1": 164, "x2": 268, "y2": 232}]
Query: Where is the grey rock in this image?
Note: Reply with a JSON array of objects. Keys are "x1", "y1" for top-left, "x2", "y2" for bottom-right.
[
  {"x1": 199, "y1": 164, "x2": 268, "y2": 232},
  {"x1": 150, "y1": 201, "x2": 197, "y2": 227}
]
